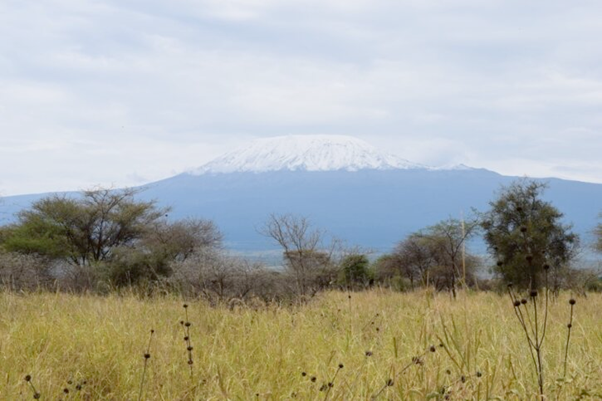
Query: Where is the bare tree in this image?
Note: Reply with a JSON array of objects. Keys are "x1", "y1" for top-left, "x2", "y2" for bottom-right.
[
  {"x1": 418, "y1": 217, "x2": 481, "y2": 296},
  {"x1": 260, "y1": 214, "x2": 337, "y2": 297}
]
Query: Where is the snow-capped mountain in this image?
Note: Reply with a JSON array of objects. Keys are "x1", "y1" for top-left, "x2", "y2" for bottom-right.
[
  {"x1": 2, "y1": 135, "x2": 600, "y2": 253},
  {"x1": 191, "y1": 135, "x2": 428, "y2": 174}
]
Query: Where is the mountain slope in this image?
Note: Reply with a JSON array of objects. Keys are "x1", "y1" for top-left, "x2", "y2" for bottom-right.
[{"x1": 138, "y1": 169, "x2": 601, "y2": 252}]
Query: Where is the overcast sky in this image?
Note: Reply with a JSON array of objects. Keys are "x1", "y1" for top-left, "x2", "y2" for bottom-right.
[{"x1": 1, "y1": 0, "x2": 601, "y2": 196}]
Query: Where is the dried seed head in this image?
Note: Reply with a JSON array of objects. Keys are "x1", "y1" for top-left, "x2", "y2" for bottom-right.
[
  {"x1": 386, "y1": 379, "x2": 394, "y2": 387},
  {"x1": 328, "y1": 382, "x2": 334, "y2": 388},
  {"x1": 310, "y1": 376, "x2": 317, "y2": 382},
  {"x1": 507, "y1": 283, "x2": 513, "y2": 288},
  {"x1": 365, "y1": 351, "x2": 373, "y2": 357},
  {"x1": 521, "y1": 299, "x2": 527, "y2": 305},
  {"x1": 567, "y1": 323, "x2": 572, "y2": 329},
  {"x1": 183, "y1": 304, "x2": 188, "y2": 308},
  {"x1": 187, "y1": 346, "x2": 193, "y2": 351},
  {"x1": 530, "y1": 290, "x2": 538, "y2": 298},
  {"x1": 461, "y1": 375, "x2": 466, "y2": 383},
  {"x1": 180, "y1": 321, "x2": 184, "y2": 325},
  {"x1": 445, "y1": 369, "x2": 451, "y2": 375},
  {"x1": 184, "y1": 336, "x2": 189, "y2": 341},
  {"x1": 24, "y1": 375, "x2": 31, "y2": 382},
  {"x1": 63, "y1": 388, "x2": 69, "y2": 394},
  {"x1": 185, "y1": 322, "x2": 191, "y2": 327},
  {"x1": 513, "y1": 300, "x2": 521, "y2": 307},
  {"x1": 520, "y1": 226, "x2": 527, "y2": 233},
  {"x1": 526, "y1": 255, "x2": 533, "y2": 262},
  {"x1": 144, "y1": 353, "x2": 151, "y2": 359},
  {"x1": 188, "y1": 360, "x2": 193, "y2": 365},
  {"x1": 33, "y1": 393, "x2": 40, "y2": 399},
  {"x1": 476, "y1": 371, "x2": 482, "y2": 378},
  {"x1": 543, "y1": 264, "x2": 550, "y2": 270},
  {"x1": 338, "y1": 363, "x2": 344, "y2": 369},
  {"x1": 569, "y1": 298, "x2": 576, "y2": 305},
  {"x1": 496, "y1": 261, "x2": 503, "y2": 267},
  {"x1": 301, "y1": 372, "x2": 307, "y2": 377},
  {"x1": 429, "y1": 345, "x2": 436, "y2": 353}
]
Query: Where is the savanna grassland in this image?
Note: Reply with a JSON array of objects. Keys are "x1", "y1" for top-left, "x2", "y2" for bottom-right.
[{"x1": 1, "y1": 290, "x2": 601, "y2": 400}]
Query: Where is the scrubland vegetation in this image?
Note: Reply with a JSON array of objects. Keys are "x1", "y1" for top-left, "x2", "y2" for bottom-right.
[{"x1": 1, "y1": 179, "x2": 601, "y2": 399}]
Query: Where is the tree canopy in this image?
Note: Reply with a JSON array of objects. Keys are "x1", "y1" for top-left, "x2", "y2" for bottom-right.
[
  {"x1": 376, "y1": 217, "x2": 480, "y2": 294},
  {"x1": 0, "y1": 187, "x2": 222, "y2": 286},
  {"x1": 481, "y1": 179, "x2": 579, "y2": 290}
]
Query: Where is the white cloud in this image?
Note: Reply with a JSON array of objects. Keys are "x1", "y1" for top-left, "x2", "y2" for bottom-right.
[{"x1": 1, "y1": 0, "x2": 602, "y2": 195}]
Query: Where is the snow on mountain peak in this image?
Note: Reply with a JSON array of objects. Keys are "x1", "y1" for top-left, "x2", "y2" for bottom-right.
[{"x1": 191, "y1": 135, "x2": 428, "y2": 174}]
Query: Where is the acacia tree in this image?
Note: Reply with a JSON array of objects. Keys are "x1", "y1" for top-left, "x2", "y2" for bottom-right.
[
  {"x1": 1, "y1": 187, "x2": 223, "y2": 287},
  {"x1": 418, "y1": 217, "x2": 480, "y2": 295},
  {"x1": 376, "y1": 219, "x2": 479, "y2": 294},
  {"x1": 340, "y1": 254, "x2": 372, "y2": 289},
  {"x1": 103, "y1": 218, "x2": 223, "y2": 286},
  {"x1": 2, "y1": 188, "x2": 166, "y2": 266},
  {"x1": 481, "y1": 179, "x2": 579, "y2": 290},
  {"x1": 385, "y1": 234, "x2": 438, "y2": 289}
]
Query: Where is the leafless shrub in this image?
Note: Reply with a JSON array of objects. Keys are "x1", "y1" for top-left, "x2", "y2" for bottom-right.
[
  {"x1": 169, "y1": 248, "x2": 266, "y2": 303},
  {"x1": 0, "y1": 252, "x2": 53, "y2": 291}
]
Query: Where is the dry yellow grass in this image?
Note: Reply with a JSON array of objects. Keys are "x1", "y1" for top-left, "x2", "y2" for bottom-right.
[{"x1": 1, "y1": 290, "x2": 601, "y2": 400}]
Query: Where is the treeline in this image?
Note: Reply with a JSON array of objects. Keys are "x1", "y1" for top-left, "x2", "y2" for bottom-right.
[{"x1": 0, "y1": 180, "x2": 601, "y2": 302}]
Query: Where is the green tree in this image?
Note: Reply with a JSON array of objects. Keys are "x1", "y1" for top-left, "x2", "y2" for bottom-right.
[
  {"x1": 382, "y1": 234, "x2": 436, "y2": 289},
  {"x1": 0, "y1": 188, "x2": 223, "y2": 287},
  {"x1": 376, "y1": 218, "x2": 480, "y2": 294},
  {"x1": 481, "y1": 179, "x2": 579, "y2": 290},
  {"x1": 340, "y1": 254, "x2": 372, "y2": 288},
  {"x1": 2, "y1": 188, "x2": 165, "y2": 266}
]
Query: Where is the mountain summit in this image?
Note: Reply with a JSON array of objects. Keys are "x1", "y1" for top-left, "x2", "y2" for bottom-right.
[{"x1": 191, "y1": 135, "x2": 427, "y2": 174}]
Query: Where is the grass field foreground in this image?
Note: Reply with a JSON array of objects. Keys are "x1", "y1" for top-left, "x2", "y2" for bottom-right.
[{"x1": 1, "y1": 290, "x2": 601, "y2": 400}]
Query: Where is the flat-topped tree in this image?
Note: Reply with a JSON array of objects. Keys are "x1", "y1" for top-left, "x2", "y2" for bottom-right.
[
  {"x1": 0, "y1": 187, "x2": 222, "y2": 286},
  {"x1": 3, "y1": 188, "x2": 165, "y2": 266}
]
